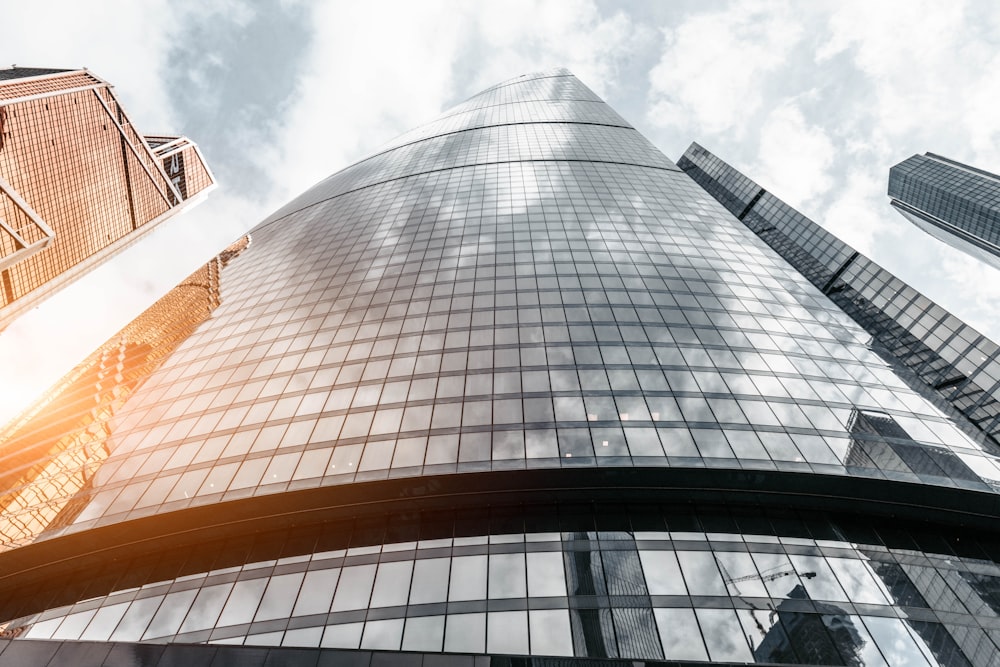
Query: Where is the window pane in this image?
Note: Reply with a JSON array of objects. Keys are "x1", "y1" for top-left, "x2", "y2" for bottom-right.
[
  {"x1": 142, "y1": 589, "x2": 198, "y2": 639},
  {"x1": 487, "y1": 611, "x2": 528, "y2": 655},
  {"x1": 217, "y1": 579, "x2": 267, "y2": 627},
  {"x1": 321, "y1": 622, "x2": 363, "y2": 649},
  {"x1": 331, "y1": 564, "x2": 377, "y2": 611},
  {"x1": 255, "y1": 572, "x2": 305, "y2": 621},
  {"x1": 489, "y1": 553, "x2": 527, "y2": 599},
  {"x1": 360, "y1": 618, "x2": 404, "y2": 650},
  {"x1": 370, "y1": 561, "x2": 413, "y2": 607},
  {"x1": 449, "y1": 555, "x2": 487, "y2": 601},
  {"x1": 109, "y1": 596, "x2": 163, "y2": 641},
  {"x1": 293, "y1": 568, "x2": 340, "y2": 616},
  {"x1": 863, "y1": 616, "x2": 932, "y2": 666},
  {"x1": 179, "y1": 583, "x2": 232, "y2": 633},
  {"x1": 79, "y1": 602, "x2": 130, "y2": 641},
  {"x1": 402, "y1": 615, "x2": 444, "y2": 652},
  {"x1": 676, "y1": 551, "x2": 727, "y2": 596},
  {"x1": 444, "y1": 613, "x2": 485, "y2": 653},
  {"x1": 714, "y1": 552, "x2": 766, "y2": 598},
  {"x1": 828, "y1": 559, "x2": 890, "y2": 605},
  {"x1": 654, "y1": 608, "x2": 707, "y2": 660},
  {"x1": 527, "y1": 552, "x2": 566, "y2": 597},
  {"x1": 695, "y1": 608, "x2": 752, "y2": 662},
  {"x1": 788, "y1": 555, "x2": 849, "y2": 602},
  {"x1": 410, "y1": 558, "x2": 450, "y2": 604},
  {"x1": 529, "y1": 609, "x2": 573, "y2": 656},
  {"x1": 51, "y1": 610, "x2": 95, "y2": 640},
  {"x1": 638, "y1": 550, "x2": 686, "y2": 595}
]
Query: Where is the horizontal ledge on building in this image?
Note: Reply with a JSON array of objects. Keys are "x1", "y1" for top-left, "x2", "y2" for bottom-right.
[{"x1": 2, "y1": 466, "x2": 999, "y2": 593}]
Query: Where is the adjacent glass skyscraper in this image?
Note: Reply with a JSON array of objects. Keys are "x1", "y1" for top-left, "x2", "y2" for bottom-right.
[
  {"x1": 889, "y1": 153, "x2": 1000, "y2": 271},
  {"x1": 0, "y1": 67, "x2": 215, "y2": 328},
  {"x1": 1, "y1": 69, "x2": 1000, "y2": 665}
]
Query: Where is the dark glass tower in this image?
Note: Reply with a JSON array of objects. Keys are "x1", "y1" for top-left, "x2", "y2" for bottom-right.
[
  {"x1": 889, "y1": 153, "x2": 1000, "y2": 271},
  {"x1": 680, "y1": 142, "x2": 1000, "y2": 453},
  {"x1": 2, "y1": 70, "x2": 1000, "y2": 665}
]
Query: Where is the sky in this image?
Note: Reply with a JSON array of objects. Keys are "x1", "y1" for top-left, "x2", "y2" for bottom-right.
[{"x1": 1, "y1": 0, "x2": 999, "y2": 425}]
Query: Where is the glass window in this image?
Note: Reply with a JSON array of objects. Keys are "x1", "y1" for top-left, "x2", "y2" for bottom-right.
[
  {"x1": 370, "y1": 561, "x2": 413, "y2": 607},
  {"x1": 359, "y1": 440, "x2": 395, "y2": 471},
  {"x1": 449, "y1": 555, "x2": 488, "y2": 601},
  {"x1": 788, "y1": 555, "x2": 848, "y2": 602},
  {"x1": 217, "y1": 578, "x2": 267, "y2": 627},
  {"x1": 714, "y1": 552, "x2": 766, "y2": 598},
  {"x1": 109, "y1": 595, "x2": 164, "y2": 641},
  {"x1": 410, "y1": 558, "x2": 450, "y2": 604},
  {"x1": 360, "y1": 618, "x2": 404, "y2": 651},
  {"x1": 329, "y1": 444, "x2": 362, "y2": 473},
  {"x1": 392, "y1": 437, "x2": 426, "y2": 468},
  {"x1": 79, "y1": 602, "x2": 130, "y2": 641},
  {"x1": 525, "y1": 429, "x2": 558, "y2": 458},
  {"x1": 657, "y1": 427, "x2": 699, "y2": 456},
  {"x1": 638, "y1": 550, "x2": 686, "y2": 595},
  {"x1": 695, "y1": 608, "x2": 752, "y2": 662},
  {"x1": 489, "y1": 553, "x2": 527, "y2": 599},
  {"x1": 676, "y1": 551, "x2": 727, "y2": 596},
  {"x1": 827, "y1": 558, "x2": 890, "y2": 605},
  {"x1": 487, "y1": 610, "x2": 529, "y2": 654},
  {"x1": 526, "y1": 552, "x2": 566, "y2": 597},
  {"x1": 293, "y1": 568, "x2": 340, "y2": 616},
  {"x1": 402, "y1": 615, "x2": 445, "y2": 652},
  {"x1": 444, "y1": 613, "x2": 486, "y2": 653},
  {"x1": 426, "y1": 434, "x2": 459, "y2": 464},
  {"x1": 283, "y1": 626, "x2": 323, "y2": 647},
  {"x1": 528, "y1": 609, "x2": 573, "y2": 656},
  {"x1": 653, "y1": 608, "x2": 707, "y2": 661},
  {"x1": 321, "y1": 622, "x2": 363, "y2": 649},
  {"x1": 255, "y1": 572, "x2": 305, "y2": 621},
  {"x1": 142, "y1": 590, "x2": 198, "y2": 639},
  {"x1": 50, "y1": 610, "x2": 95, "y2": 640},
  {"x1": 179, "y1": 583, "x2": 232, "y2": 633},
  {"x1": 624, "y1": 428, "x2": 663, "y2": 456},
  {"x1": 612, "y1": 607, "x2": 663, "y2": 659},
  {"x1": 751, "y1": 552, "x2": 800, "y2": 599},
  {"x1": 331, "y1": 564, "x2": 377, "y2": 611}
]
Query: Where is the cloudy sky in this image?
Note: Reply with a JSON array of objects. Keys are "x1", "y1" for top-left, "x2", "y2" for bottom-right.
[{"x1": 1, "y1": 0, "x2": 999, "y2": 424}]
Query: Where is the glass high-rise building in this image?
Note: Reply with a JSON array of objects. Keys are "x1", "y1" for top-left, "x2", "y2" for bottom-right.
[
  {"x1": 1, "y1": 69, "x2": 1000, "y2": 665},
  {"x1": 0, "y1": 67, "x2": 215, "y2": 328},
  {"x1": 888, "y1": 153, "x2": 1000, "y2": 271}
]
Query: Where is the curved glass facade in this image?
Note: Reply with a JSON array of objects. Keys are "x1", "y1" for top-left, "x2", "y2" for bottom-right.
[
  {"x1": 5, "y1": 505, "x2": 1000, "y2": 664},
  {"x1": 2, "y1": 69, "x2": 1000, "y2": 665}
]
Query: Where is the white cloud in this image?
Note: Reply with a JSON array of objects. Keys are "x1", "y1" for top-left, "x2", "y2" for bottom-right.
[
  {"x1": 753, "y1": 102, "x2": 835, "y2": 208},
  {"x1": 0, "y1": 2, "x2": 178, "y2": 130},
  {"x1": 966, "y1": 51, "x2": 1000, "y2": 163},
  {"x1": 256, "y1": 0, "x2": 646, "y2": 204},
  {"x1": 248, "y1": 1, "x2": 467, "y2": 203},
  {"x1": 647, "y1": 0, "x2": 804, "y2": 135},
  {"x1": 818, "y1": 0, "x2": 999, "y2": 149},
  {"x1": 819, "y1": 167, "x2": 887, "y2": 255},
  {"x1": 937, "y1": 253, "x2": 1000, "y2": 336},
  {"x1": 465, "y1": 0, "x2": 645, "y2": 100}
]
